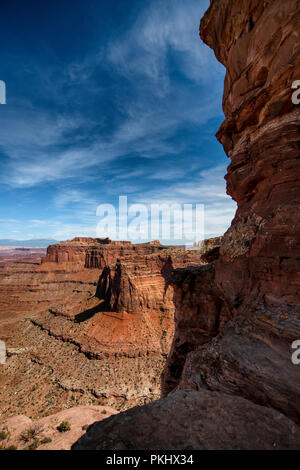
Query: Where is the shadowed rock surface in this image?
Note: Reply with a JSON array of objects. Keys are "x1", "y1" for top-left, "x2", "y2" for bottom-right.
[{"x1": 73, "y1": 389, "x2": 300, "y2": 450}]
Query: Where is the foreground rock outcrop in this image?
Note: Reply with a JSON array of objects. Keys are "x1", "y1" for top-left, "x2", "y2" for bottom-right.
[
  {"x1": 73, "y1": 389, "x2": 300, "y2": 450},
  {"x1": 74, "y1": 0, "x2": 300, "y2": 450}
]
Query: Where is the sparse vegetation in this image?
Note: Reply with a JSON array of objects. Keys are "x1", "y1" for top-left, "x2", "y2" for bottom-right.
[
  {"x1": 25, "y1": 438, "x2": 41, "y2": 450},
  {"x1": 0, "y1": 430, "x2": 10, "y2": 441},
  {"x1": 57, "y1": 421, "x2": 71, "y2": 433},
  {"x1": 0, "y1": 445, "x2": 17, "y2": 451},
  {"x1": 20, "y1": 425, "x2": 43, "y2": 443},
  {"x1": 40, "y1": 436, "x2": 52, "y2": 444}
]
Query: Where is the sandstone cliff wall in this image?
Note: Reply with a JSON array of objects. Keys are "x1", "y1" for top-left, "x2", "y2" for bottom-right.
[{"x1": 173, "y1": 0, "x2": 300, "y2": 424}]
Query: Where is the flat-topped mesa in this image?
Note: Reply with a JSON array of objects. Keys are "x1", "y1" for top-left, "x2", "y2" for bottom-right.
[
  {"x1": 41, "y1": 237, "x2": 133, "y2": 264},
  {"x1": 41, "y1": 236, "x2": 222, "y2": 317},
  {"x1": 69, "y1": 237, "x2": 132, "y2": 246},
  {"x1": 66, "y1": 237, "x2": 113, "y2": 244},
  {"x1": 42, "y1": 236, "x2": 208, "y2": 272}
]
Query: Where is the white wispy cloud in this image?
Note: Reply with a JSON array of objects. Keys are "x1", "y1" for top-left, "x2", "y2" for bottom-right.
[
  {"x1": 108, "y1": 0, "x2": 222, "y2": 86},
  {"x1": 30, "y1": 219, "x2": 50, "y2": 225},
  {"x1": 0, "y1": 218, "x2": 19, "y2": 223},
  {"x1": 0, "y1": 164, "x2": 235, "y2": 242},
  {"x1": 0, "y1": 0, "x2": 233, "y2": 241},
  {"x1": 0, "y1": 0, "x2": 223, "y2": 189},
  {"x1": 134, "y1": 164, "x2": 237, "y2": 239},
  {"x1": 53, "y1": 189, "x2": 98, "y2": 210}
]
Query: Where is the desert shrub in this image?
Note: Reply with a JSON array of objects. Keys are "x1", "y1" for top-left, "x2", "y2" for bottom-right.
[
  {"x1": 25, "y1": 438, "x2": 40, "y2": 450},
  {"x1": 20, "y1": 426, "x2": 43, "y2": 443},
  {"x1": 57, "y1": 421, "x2": 71, "y2": 433},
  {"x1": 82, "y1": 424, "x2": 89, "y2": 431},
  {"x1": 40, "y1": 436, "x2": 52, "y2": 444},
  {"x1": 101, "y1": 409, "x2": 107, "y2": 415},
  {"x1": 0, "y1": 430, "x2": 10, "y2": 441}
]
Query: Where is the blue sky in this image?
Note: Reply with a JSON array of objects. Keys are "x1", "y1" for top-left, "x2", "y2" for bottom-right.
[{"x1": 0, "y1": 0, "x2": 236, "y2": 243}]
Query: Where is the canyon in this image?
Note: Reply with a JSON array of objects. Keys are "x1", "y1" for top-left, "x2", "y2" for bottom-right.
[
  {"x1": 0, "y1": 237, "x2": 215, "y2": 425},
  {"x1": 73, "y1": 0, "x2": 300, "y2": 450},
  {"x1": 0, "y1": 0, "x2": 299, "y2": 451}
]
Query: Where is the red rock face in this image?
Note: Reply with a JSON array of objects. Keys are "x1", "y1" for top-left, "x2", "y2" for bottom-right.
[
  {"x1": 96, "y1": 250, "x2": 207, "y2": 313},
  {"x1": 74, "y1": 0, "x2": 300, "y2": 450},
  {"x1": 201, "y1": 0, "x2": 300, "y2": 313},
  {"x1": 175, "y1": 0, "x2": 300, "y2": 425}
]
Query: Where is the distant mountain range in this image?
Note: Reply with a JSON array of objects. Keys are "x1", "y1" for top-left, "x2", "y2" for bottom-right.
[{"x1": 0, "y1": 239, "x2": 58, "y2": 247}]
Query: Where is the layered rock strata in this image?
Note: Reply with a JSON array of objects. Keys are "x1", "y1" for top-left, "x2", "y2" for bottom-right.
[
  {"x1": 175, "y1": 0, "x2": 300, "y2": 425},
  {"x1": 0, "y1": 238, "x2": 206, "y2": 419}
]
